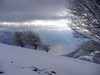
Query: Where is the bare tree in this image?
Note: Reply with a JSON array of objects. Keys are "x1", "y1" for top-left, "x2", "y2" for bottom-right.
[
  {"x1": 13, "y1": 30, "x2": 42, "y2": 50},
  {"x1": 13, "y1": 30, "x2": 26, "y2": 47},
  {"x1": 25, "y1": 30, "x2": 41, "y2": 50},
  {"x1": 41, "y1": 44, "x2": 51, "y2": 52},
  {"x1": 65, "y1": 0, "x2": 100, "y2": 43}
]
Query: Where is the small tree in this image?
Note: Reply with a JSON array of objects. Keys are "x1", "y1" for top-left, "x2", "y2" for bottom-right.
[
  {"x1": 13, "y1": 30, "x2": 26, "y2": 47},
  {"x1": 13, "y1": 30, "x2": 42, "y2": 50},
  {"x1": 25, "y1": 30, "x2": 41, "y2": 50},
  {"x1": 42, "y1": 44, "x2": 51, "y2": 52}
]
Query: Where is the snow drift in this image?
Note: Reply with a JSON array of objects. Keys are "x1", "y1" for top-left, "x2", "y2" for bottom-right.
[{"x1": 0, "y1": 43, "x2": 100, "y2": 75}]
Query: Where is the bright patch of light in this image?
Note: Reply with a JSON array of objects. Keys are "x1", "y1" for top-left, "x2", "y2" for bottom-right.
[{"x1": 0, "y1": 19, "x2": 71, "y2": 30}]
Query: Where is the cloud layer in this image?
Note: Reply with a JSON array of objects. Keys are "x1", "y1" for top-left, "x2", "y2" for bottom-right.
[{"x1": 0, "y1": 0, "x2": 65, "y2": 22}]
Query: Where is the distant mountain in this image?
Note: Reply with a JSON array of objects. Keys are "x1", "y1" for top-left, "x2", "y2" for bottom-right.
[
  {"x1": 66, "y1": 41, "x2": 100, "y2": 64},
  {"x1": 0, "y1": 31, "x2": 13, "y2": 45}
]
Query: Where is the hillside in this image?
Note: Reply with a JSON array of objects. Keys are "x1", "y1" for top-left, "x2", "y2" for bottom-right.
[
  {"x1": 0, "y1": 43, "x2": 100, "y2": 75},
  {"x1": 66, "y1": 41, "x2": 100, "y2": 64}
]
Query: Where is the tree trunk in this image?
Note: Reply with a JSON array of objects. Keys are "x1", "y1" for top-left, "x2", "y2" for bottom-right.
[
  {"x1": 21, "y1": 44, "x2": 24, "y2": 47},
  {"x1": 34, "y1": 46, "x2": 37, "y2": 50}
]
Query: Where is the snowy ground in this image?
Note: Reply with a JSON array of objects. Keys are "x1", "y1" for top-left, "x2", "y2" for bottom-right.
[{"x1": 0, "y1": 43, "x2": 100, "y2": 75}]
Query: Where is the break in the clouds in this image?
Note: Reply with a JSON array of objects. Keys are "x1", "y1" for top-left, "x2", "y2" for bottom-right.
[{"x1": 0, "y1": 0, "x2": 66, "y2": 22}]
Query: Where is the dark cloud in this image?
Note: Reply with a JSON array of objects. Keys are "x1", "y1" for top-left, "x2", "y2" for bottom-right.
[{"x1": 0, "y1": 0, "x2": 65, "y2": 22}]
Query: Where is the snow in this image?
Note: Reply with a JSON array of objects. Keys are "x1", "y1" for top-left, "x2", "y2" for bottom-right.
[
  {"x1": 79, "y1": 55, "x2": 93, "y2": 61},
  {"x1": 0, "y1": 43, "x2": 100, "y2": 75}
]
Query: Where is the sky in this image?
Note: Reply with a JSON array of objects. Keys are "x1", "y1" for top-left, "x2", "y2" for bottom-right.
[
  {"x1": 0, "y1": 0, "x2": 81, "y2": 55},
  {"x1": 0, "y1": 0, "x2": 66, "y2": 23}
]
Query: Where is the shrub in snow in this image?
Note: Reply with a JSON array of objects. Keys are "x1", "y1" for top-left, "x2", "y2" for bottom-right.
[
  {"x1": 13, "y1": 30, "x2": 51, "y2": 52},
  {"x1": 24, "y1": 30, "x2": 41, "y2": 50},
  {"x1": 41, "y1": 44, "x2": 51, "y2": 52},
  {"x1": 13, "y1": 30, "x2": 42, "y2": 50},
  {"x1": 13, "y1": 30, "x2": 26, "y2": 47}
]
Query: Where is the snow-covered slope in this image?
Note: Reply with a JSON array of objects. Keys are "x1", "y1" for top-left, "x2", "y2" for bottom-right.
[
  {"x1": 0, "y1": 43, "x2": 100, "y2": 75},
  {"x1": 66, "y1": 41, "x2": 100, "y2": 64}
]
